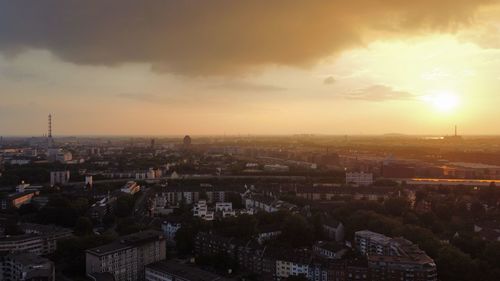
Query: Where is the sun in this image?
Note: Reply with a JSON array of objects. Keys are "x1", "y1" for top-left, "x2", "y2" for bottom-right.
[{"x1": 423, "y1": 91, "x2": 461, "y2": 113}]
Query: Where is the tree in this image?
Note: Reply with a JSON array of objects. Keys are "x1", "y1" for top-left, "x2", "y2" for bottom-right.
[
  {"x1": 116, "y1": 218, "x2": 143, "y2": 235},
  {"x1": 175, "y1": 225, "x2": 197, "y2": 255},
  {"x1": 225, "y1": 192, "x2": 244, "y2": 209},
  {"x1": 481, "y1": 241, "x2": 500, "y2": 268},
  {"x1": 384, "y1": 197, "x2": 409, "y2": 216},
  {"x1": 36, "y1": 195, "x2": 79, "y2": 227},
  {"x1": 435, "y1": 245, "x2": 478, "y2": 281},
  {"x1": 115, "y1": 195, "x2": 134, "y2": 217},
  {"x1": 280, "y1": 214, "x2": 313, "y2": 247},
  {"x1": 4, "y1": 218, "x2": 24, "y2": 235},
  {"x1": 74, "y1": 216, "x2": 93, "y2": 236}
]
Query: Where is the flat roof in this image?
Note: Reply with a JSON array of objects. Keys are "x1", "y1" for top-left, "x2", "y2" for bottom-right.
[
  {"x1": 86, "y1": 230, "x2": 163, "y2": 256},
  {"x1": 146, "y1": 260, "x2": 232, "y2": 281}
]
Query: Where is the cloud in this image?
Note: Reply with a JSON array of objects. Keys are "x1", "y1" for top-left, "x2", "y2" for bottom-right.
[
  {"x1": 117, "y1": 93, "x2": 173, "y2": 104},
  {"x1": 0, "y1": 68, "x2": 38, "y2": 81},
  {"x1": 0, "y1": 0, "x2": 497, "y2": 76},
  {"x1": 342, "y1": 85, "x2": 415, "y2": 101},
  {"x1": 209, "y1": 81, "x2": 286, "y2": 92},
  {"x1": 324, "y1": 76, "x2": 336, "y2": 85}
]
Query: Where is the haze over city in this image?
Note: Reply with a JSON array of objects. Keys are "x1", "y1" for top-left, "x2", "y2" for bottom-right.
[
  {"x1": 1, "y1": 2, "x2": 500, "y2": 281},
  {"x1": 2, "y1": 1, "x2": 500, "y2": 135}
]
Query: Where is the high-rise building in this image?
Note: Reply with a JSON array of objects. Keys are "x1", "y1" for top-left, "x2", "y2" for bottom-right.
[{"x1": 183, "y1": 135, "x2": 192, "y2": 147}]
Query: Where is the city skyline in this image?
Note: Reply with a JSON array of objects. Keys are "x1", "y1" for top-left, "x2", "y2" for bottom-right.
[{"x1": 2, "y1": 1, "x2": 500, "y2": 135}]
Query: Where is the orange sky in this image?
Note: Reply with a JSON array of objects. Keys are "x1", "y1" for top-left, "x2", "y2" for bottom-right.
[{"x1": 1, "y1": 1, "x2": 500, "y2": 136}]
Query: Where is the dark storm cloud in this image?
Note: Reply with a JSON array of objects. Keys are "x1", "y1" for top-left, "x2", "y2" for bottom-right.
[
  {"x1": 0, "y1": 0, "x2": 497, "y2": 76},
  {"x1": 343, "y1": 85, "x2": 415, "y2": 101}
]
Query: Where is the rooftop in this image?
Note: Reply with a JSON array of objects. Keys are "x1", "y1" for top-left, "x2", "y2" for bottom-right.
[
  {"x1": 146, "y1": 260, "x2": 233, "y2": 281},
  {"x1": 86, "y1": 230, "x2": 164, "y2": 256}
]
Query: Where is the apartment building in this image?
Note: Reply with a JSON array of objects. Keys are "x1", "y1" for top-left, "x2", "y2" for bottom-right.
[
  {"x1": 86, "y1": 230, "x2": 166, "y2": 281},
  {"x1": 1, "y1": 252, "x2": 55, "y2": 281},
  {"x1": 355, "y1": 231, "x2": 437, "y2": 281},
  {"x1": 145, "y1": 260, "x2": 232, "y2": 281},
  {"x1": 0, "y1": 224, "x2": 72, "y2": 255}
]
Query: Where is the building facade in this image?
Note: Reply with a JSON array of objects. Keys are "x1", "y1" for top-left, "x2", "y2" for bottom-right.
[{"x1": 86, "y1": 230, "x2": 166, "y2": 281}]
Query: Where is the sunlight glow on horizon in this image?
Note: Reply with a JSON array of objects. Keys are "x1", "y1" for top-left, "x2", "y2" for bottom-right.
[{"x1": 423, "y1": 91, "x2": 461, "y2": 113}]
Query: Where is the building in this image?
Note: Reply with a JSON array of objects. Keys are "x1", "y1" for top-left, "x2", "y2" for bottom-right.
[
  {"x1": 274, "y1": 250, "x2": 311, "y2": 280},
  {"x1": 183, "y1": 135, "x2": 192, "y2": 147},
  {"x1": 145, "y1": 260, "x2": 232, "y2": 281},
  {"x1": 85, "y1": 175, "x2": 93, "y2": 189},
  {"x1": 89, "y1": 195, "x2": 117, "y2": 222},
  {"x1": 244, "y1": 194, "x2": 297, "y2": 213},
  {"x1": 215, "y1": 202, "x2": 232, "y2": 212},
  {"x1": 355, "y1": 231, "x2": 437, "y2": 281},
  {"x1": 263, "y1": 164, "x2": 290, "y2": 173},
  {"x1": 55, "y1": 150, "x2": 72, "y2": 163},
  {"x1": 49, "y1": 171, "x2": 70, "y2": 187},
  {"x1": 322, "y1": 220, "x2": 345, "y2": 242},
  {"x1": 161, "y1": 219, "x2": 182, "y2": 245},
  {"x1": 1, "y1": 252, "x2": 55, "y2": 281},
  {"x1": 194, "y1": 232, "x2": 238, "y2": 260},
  {"x1": 86, "y1": 230, "x2": 166, "y2": 281},
  {"x1": 1, "y1": 191, "x2": 38, "y2": 210},
  {"x1": 0, "y1": 223, "x2": 72, "y2": 255},
  {"x1": 256, "y1": 225, "x2": 282, "y2": 245},
  {"x1": 312, "y1": 241, "x2": 347, "y2": 260},
  {"x1": 355, "y1": 230, "x2": 392, "y2": 256},
  {"x1": 193, "y1": 200, "x2": 214, "y2": 221},
  {"x1": 121, "y1": 181, "x2": 141, "y2": 195},
  {"x1": 367, "y1": 238, "x2": 437, "y2": 281},
  {"x1": 346, "y1": 172, "x2": 373, "y2": 186}
]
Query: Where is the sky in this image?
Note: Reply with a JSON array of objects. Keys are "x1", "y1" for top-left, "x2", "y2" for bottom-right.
[{"x1": 1, "y1": 0, "x2": 500, "y2": 136}]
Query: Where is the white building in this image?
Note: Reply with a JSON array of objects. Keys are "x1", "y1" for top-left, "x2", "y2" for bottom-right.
[
  {"x1": 193, "y1": 200, "x2": 214, "y2": 221},
  {"x1": 215, "y1": 202, "x2": 232, "y2": 212},
  {"x1": 85, "y1": 175, "x2": 93, "y2": 188},
  {"x1": 50, "y1": 171, "x2": 70, "y2": 187},
  {"x1": 346, "y1": 172, "x2": 373, "y2": 186}
]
